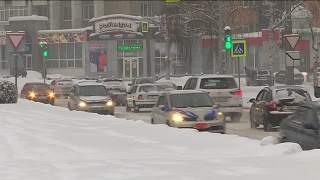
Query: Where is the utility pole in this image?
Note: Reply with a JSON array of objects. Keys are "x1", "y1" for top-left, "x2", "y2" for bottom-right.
[
  {"x1": 218, "y1": 0, "x2": 224, "y2": 74},
  {"x1": 268, "y1": 0, "x2": 275, "y2": 86},
  {"x1": 285, "y1": 0, "x2": 293, "y2": 85},
  {"x1": 165, "y1": 3, "x2": 171, "y2": 80}
]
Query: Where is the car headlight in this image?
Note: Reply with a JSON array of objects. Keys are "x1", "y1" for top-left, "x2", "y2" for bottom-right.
[
  {"x1": 78, "y1": 101, "x2": 86, "y2": 107},
  {"x1": 29, "y1": 91, "x2": 36, "y2": 98},
  {"x1": 171, "y1": 113, "x2": 184, "y2": 122},
  {"x1": 48, "y1": 92, "x2": 55, "y2": 98},
  {"x1": 217, "y1": 111, "x2": 225, "y2": 119},
  {"x1": 106, "y1": 100, "x2": 114, "y2": 106}
]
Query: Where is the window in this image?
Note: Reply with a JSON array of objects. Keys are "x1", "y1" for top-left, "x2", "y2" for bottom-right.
[
  {"x1": 0, "y1": 6, "x2": 28, "y2": 22},
  {"x1": 46, "y1": 42, "x2": 83, "y2": 69},
  {"x1": 141, "y1": 3, "x2": 152, "y2": 17},
  {"x1": 82, "y1": 4, "x2": 94, "y2": 20},
  {"x1": 256, "y1": 90, "x2": 265, "y2": 101},
  {"x1": 243, "y1": 0, "x2": 255, "y2": 8},
  {"x1": 157, "y1": 96, "x2": 165, "y2": 106},
  {"x1": 38, "y1": 5, "x2": 49, "y2": 17},
  {"x1": 63, "y1": 6, "x2": 71, "y2": 21},
  {"x1": 199, "y1": 78, "x2": 238, "y2": 89}
]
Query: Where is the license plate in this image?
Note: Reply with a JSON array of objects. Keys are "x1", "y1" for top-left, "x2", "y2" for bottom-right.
[
  {"x1": 284, "y1": 106, "x2": 297, "y2": 110},
  {"x1": 194, "y1": 123, "x2": 209, "y2": 130},
  {"x1": 214, "y1": 97, "x2": 228, "y2": 102},
  {"x1": 148, "y1": 95, "x2": 158, "y2": 99},
  {"x1": 38, "y1": 96, "x2": 47, "y2": 100}
]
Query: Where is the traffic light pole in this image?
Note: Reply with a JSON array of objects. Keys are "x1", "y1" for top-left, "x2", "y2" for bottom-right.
[
  {"x1": 238, "y1": 57, "x2": 241, "y2": 90},
  {"x1": 165, "y1": 3, "x2": 170, "y2": 80},
  {"x1": 42, "y1": 47, "x2": 46, "y2": 83}
]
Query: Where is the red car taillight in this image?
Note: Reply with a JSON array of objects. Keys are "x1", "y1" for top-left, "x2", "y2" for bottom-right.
[
  {"x1": 268, "y1": 101, "x2": 277, "y2": 110},
  {"x1": 138, "y1": 95, "x2": 143, "y2": 100},
  {"x1": 230, "y1": 89, "x2": 242, "y2": 95}
]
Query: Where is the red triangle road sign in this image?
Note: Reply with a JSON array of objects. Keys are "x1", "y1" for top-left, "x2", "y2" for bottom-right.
[
  {"x1": 7, "y1": 33, "x2": 25, "y2": 49},
  {"x1": 284, "y1": 34, "x2": 300, "y2": 50}
]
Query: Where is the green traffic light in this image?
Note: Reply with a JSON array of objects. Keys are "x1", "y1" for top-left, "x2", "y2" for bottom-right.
[
  {"x1": 43, "y1": 51, "x2": 48, "y2": 57},
  {"x1": 39, "y1": 43, "x2": 44, "y2": 48},
  {"x1": 225, "y1": 42, "x2": 232, "y2": 50},
  {"x1": 226, "y1": 35, "x2": 232, "y2": 42}
]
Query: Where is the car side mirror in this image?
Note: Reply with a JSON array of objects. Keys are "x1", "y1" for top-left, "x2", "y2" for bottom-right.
[
  {"x1": 248, "y1": 98, "x2": 255, "y2": 103},
  {"x1": 177, "y1": 86, "x2": 182, "y2": 90}
]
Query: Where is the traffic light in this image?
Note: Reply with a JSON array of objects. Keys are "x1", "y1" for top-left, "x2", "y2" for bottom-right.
[
  {"x1": 141, "y1": 22, "x2": 149, "y2": 33},
  {"x1": 39, "y1": 42, "x2": 48, "y2": 57},
  {"x1": 224, "y1": 27, "x2": 232, "y2": 50}
]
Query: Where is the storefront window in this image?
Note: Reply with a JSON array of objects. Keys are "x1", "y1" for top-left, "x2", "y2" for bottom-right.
[
  {"x1": 59, "y1": 44, "x2": 67, "y2": 59},
  {"x1": 67, "y1": 43, "x2": 74, "y2": 59},
  {"x1": 45, "y1": 60, "x2": 51, "y2": 68},
  {"x1": 68, "y1": 60, "x2": 75, "y2": 68},
  {"x1": 75, "y1": 60, "x2": 82, "y2": 67},
  {"x1": 60, "y1": 60, "x2": 67, "y2": 68},
  {"x1": 49, "y1": 44, "x2": 59, "y2": 59},
  {"x1": 52, "y1": 60, "x2": 59, "y2": 68},
  {"x1": 75, "y1": 43, "x2": 82, "y2": 59}
]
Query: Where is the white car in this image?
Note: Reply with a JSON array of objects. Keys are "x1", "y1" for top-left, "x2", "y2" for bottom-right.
[
  {"x1": 126, "y1": 83, "x2": 163, "y2": 113},
  {"x1": 181, "y1": 75, "x2": 243, "y2": 122},
  {"x1": 150, "y1": 90, "x2": 225, "y2": 133}
]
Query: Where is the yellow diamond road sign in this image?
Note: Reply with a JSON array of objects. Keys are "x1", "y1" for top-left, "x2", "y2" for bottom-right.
[{"x1": 231, "y1": 40, "x2": 247, "y2": 58}]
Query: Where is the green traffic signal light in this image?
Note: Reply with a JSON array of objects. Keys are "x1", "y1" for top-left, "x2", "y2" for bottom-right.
[
  {"x1": 224, "y1": 35, "x2": 232, "y2": 50},
  {"x1": 43, "y1": 50, "x2": 48, "y2": 57},
  {"x1": 39, "y1": 43, "x2": 44, "y2": 48}
]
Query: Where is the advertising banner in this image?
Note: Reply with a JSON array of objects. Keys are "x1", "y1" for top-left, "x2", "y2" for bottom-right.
[
  {"x1": 37, "y1": 32, "x2": 87, "y2": 43},
  {"x1": 89, "y1": 44, "x2": 107, "y2": 73}
]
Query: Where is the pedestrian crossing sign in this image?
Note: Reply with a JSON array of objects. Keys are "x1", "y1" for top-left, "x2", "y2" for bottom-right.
[{"x1": 231, "y1": 40, "x2": 247, "y2": 58}]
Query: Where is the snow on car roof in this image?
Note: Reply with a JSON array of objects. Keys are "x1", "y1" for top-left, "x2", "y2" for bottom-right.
[
  {"x1": 193, "y1": 74, "x2": 235, "y2": 78},
  {"x1": 164, "y1": 90, "x2": 208, "y2": 95},
  {"x1": 77, "y1": 82, "x2": 105, "y2": 87}
]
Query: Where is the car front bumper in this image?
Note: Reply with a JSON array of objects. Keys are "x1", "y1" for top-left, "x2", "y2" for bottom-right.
[
  {"x1": 171, "y1": 119, "x2": 225, "y2": 133},
  {"x1": 78, "y1": 105, "x2": 114, "y2": 114},
  {"x1": 219, "y1": 106, "x2": 243, "y2": 114},
  {"x1": 134, "y1": 100, "x2": 158, "y2": 108}
]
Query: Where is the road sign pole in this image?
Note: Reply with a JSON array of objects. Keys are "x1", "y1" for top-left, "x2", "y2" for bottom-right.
[
  {"x1": 43, "y1": 47, "x2": 46, "y2": 83},
  {"x1": 14, "y1": 52, "x2": 18, "y2": 88},
  {"x1": 238, "y1": 57, "x2": 240, "y2": 90}
]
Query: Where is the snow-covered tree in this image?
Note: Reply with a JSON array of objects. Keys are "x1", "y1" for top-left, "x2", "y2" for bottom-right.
[{"x1": 0, "y1": 80, "x2": 18, "y2": 104}]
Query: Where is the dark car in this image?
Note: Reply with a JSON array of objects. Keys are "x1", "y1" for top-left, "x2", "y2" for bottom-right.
[
  {"x1": 248, "y1": 86, "x2": 311, "y2": 132},
  {"x1": 275, "y1": 69, "x2": 304, "y2": 85},
  {"x1": 20, "y1": 82, "x2": 55, "y2": 105},
  {"x1": 279, "y1": 101, "x2": 320, "y2": 150},
  {"x1": 97, "y1": 78, "x2": 126, "y2": 90},
  {"x1": 106, "y1": 86, "x2": 127, "y2": 106},
  {"x1": 244, "y1": 67, "x2": 270, "y2": 86}
]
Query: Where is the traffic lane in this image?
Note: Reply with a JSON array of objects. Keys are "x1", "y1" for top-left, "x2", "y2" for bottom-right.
[{"x1": 114, "y1": 107, "x2": 279, "y2": 141}]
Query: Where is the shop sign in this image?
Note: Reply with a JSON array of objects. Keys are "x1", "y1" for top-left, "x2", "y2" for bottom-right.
[
  {"x1": 37, "y1": 32, "x2": 87, "y2": 43},
  {"x1": 0, "y1": 35, "x2": 6, "y2": 45},
  {"x1": 117, "y1": 45, "x2": 143, "y2": 51},
  {"x1": 95, "y1": 18, "x2": 139, "y2": 34}
]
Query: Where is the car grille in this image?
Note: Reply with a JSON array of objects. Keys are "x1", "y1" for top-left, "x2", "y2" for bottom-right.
[
  {"x1": 183, "y1": 117, "x2": 197, "y2": 121},
  {"x1": 87, "y1": 102, "x2": 105, "y2": 106}
]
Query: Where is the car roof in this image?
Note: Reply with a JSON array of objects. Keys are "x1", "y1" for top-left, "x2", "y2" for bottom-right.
[
  {"x1": 101, "y1": 78, "x2": 122, "y2": 82},
  {"x1": 136, "y1": 83, "x2": 161, "y2": 87},
  {"x1": 27, "y1": 82, "x2": 48, "y2": 85},
  {"x1": 265, "y1": 85, "x2": 307, "y2": 90},
  {"x1": 77, "y1": 82, "x2": 106, "y2": 87},
  {"x1": 163, "y1": 90, "x2": 208, "y2": 95},
  {"x1": 192, "y1": 74, "x2": 234, "y2": 78}
]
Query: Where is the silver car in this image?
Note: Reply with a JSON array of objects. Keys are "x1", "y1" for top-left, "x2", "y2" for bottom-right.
[
  {"x1": 126, "y1": 83, "x2": 163, "y2": 113},
  {"x1": 68, "y1": 82, "x2": 115, "y2": 115},
  {"x1": 150, "y1": 90, "x2": 225, "y2": 133},
  {"x1": 50, "y1": 79, "x2": 74, "y2": 98}
]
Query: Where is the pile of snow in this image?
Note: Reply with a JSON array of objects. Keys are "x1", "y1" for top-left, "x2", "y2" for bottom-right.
[{"x1": 1, "y1": 99, "x2": 317, "y2": 179}]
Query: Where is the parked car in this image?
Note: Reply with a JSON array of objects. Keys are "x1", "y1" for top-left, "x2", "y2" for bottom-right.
[
  {"x1": 180, "y1": 75, "x2": 242, "y2": 122},
  {"x1": 21, "y1": 82, "x2": 55, "y2": 105},
  {"x1": 97, "y1": 78, "x2": 127, "y2": 106},
  {"x1": 248, "y1": 86, "x2": 311, "y2": 132},
  {"x1": 279, "y1": 101, "x2": 320, "y2": 150},
  {"x1": 275, "y1": 69, "x2": 304, "y2": 85},
  {"x1": 67, "y1": 82, "x2": 114, "y2": 115},
  {"x1": 244, "y1": 67, "x2": 270, "y2": 86},
  {"x1": 126, "y1": 83, "x2": 163, "y2": 113},
  {"x1": 156, "y1": 81, "x2": 177, "y2": 90},
  {"x1": 97, "y1": 78, "x2": 127, "y2": 90},
  {"x1": 150, "y1": 90, "x2": 226, "y2": 133},
  {"x1": 50, "y1": 79, "x2": 74, "y2": 99},
  {"x1": 306, "y1": 67, "x2": 320, "y2": 82},
  {"x1": 128, "y1": 77, "x2": 156, "y2": 86}
]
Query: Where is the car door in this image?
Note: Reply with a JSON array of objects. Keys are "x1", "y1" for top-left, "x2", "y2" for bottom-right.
[
  {"x1": 250, "y1": 90, "x2": 265, "y2": 124},
  {"x1": 20, "y1": 84, "x2": 29, "y2": 98},
  {"x1": 299, "y1": 108, "x2": 320, "y2": 150},
  {"x1": 183, "y1": 78, "x2": 192, "y2": 90},
  {"x1": 286, "y1": 106, "x2": 306, "y2": 146},
  {"x1": 127, "y1": 85, "x2": 137, "y2": 107},
  {"x1": 256, "y1": 89, "x2": 271, "y2": 124},
  {"x1": 152, "y1": 95, "x2": 166, "y2": 124}
]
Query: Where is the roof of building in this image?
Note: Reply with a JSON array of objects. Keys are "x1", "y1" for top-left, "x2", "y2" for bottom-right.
[
  {"x1": 89, "y1": 14, "x2": 143, "y2": 23},
  {"x1": 9, "y1": 15, "x2": 48, "y2": 22}
]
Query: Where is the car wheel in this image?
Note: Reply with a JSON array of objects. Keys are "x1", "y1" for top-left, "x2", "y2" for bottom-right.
[
  {"x1": 263, "y1": 115, "x2": 272, "y2": 132},
  {"x1": 133, "y1": 102, "x2": 139, "y2": 113},
  {"x1": 125, "y1": 101, "x2": 131, "y2": 112},
  {"x1": 68, "y1": 102, "x2": 72, "y2": 111},
  {"x1": 230, "y1": 113, "x2": 242, "y2": 123},
  {"x1": 166, "y1": 120, "x2": 171, "y2": 127},
  {"x1": 250, "y1": 113, "x2": 259, "y2": 128}
]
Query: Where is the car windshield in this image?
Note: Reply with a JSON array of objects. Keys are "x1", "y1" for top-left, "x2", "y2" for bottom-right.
[
  {"x1": 138, "y1": 85, "x2": 162, "y2": 92},
  {"x1": 79, "y1": 85, "x2": 108, "y2": 96},
  {"x1": 107, "y1": 88, "x2": 126, "y2": 93},
  {"x1": 258, "y1": 70, "x2": 268, "y2": 75},
  {"x1": 29, "y1": 84, "x2": 49, "y2": 90},
  {"x1": 274, "y1": 88, "x2": 310, "y2": 103},
  {"x1": 57, "y1": 80, "x2": 73, "y2": 85},
  {"x1": 200, "y1": 78, "x2": 237, "y2": 89},
  {"x1": 170, "y1": 93, "x2": 213, "y2": 108}
]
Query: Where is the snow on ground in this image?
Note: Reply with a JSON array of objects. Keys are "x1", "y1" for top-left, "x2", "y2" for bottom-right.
[
  {"x1": 1, "y1": 99, "x2": 320, "y2": 180},
  {"x1": 1, "y1": 72, "x2": 320, "y2": 179}
]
